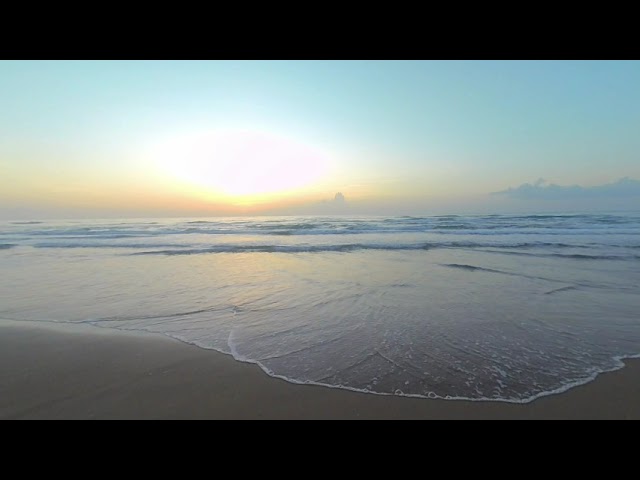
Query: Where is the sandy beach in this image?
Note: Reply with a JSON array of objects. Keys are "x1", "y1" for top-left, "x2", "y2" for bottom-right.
[{"x1": 1, "y1": 319, "x2": 638, "y2": 420}]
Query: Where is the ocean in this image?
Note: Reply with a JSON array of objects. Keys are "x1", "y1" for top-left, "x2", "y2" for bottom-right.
[{"x1": 1, "y1": 213, "x2": 639, "y2": 403}]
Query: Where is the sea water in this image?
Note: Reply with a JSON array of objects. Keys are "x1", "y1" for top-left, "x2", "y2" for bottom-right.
[{"x1": 1, "y1": 214, "x2": 639, "y2": 402}]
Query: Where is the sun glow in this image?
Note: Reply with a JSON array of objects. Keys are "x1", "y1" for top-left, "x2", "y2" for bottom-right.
[{"x1": 148, "y1": 130, "x2": 331, "y2": 205}]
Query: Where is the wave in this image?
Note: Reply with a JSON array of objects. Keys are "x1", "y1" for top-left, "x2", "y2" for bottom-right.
[
  {"x1": 98, "y1": 305, "x2": 233, "y2": 322},
  {"x1": 438, "y1": 264, "x2": 624, "y2": 290},
  {"x1": 0, "y1": 243, "x2": 16, "y2": 249},
  {"x1": 440, "y1": 264, "x2": 502, "y2": 273},
  {"x1": 127, "y1": 241, "x2": 640, "y2": 257},
  {"x1": 549, "y1": 253, "x2": 640, "y2": 260},
  {"x1": 226, "y1": 352, "x2": 640, "y2": 405},
  {"x1": 34, "y1": 242, "x2": 189, "y2": 249},
  {"x1": 475, "y1": 249, "x2": 639, "y2": 261},
  {"x1": 37, "y1": 228, "x2": 640, "y2": 238},
  {"x1": 124, "y1": 242, "x2": 548, "y2": 256},
  {"x1": 22, "y1": 233, "x2": 640, "y2": 260},
  {"x1": 41, "y1": 234, "x2": 148, "y2": 240},
  {"x1": 6, "y1": 214, "x2": 639, "y2": 240},
  {"x1": 432, "y1": 224, "x2": 472, "y2": 230},
  {"x1": 131, "y1": 243, "x2": 434, "y2": 256},
  {"x1": 544, "y1": 286, "x2": 577, "y2": 295}
]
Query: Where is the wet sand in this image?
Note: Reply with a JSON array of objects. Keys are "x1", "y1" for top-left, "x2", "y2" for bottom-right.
[{"x1": 1, "y1": 319, "x2": 638, "y2": 419}]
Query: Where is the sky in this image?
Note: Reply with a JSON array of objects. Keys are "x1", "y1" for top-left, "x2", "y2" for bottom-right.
[{"x1": 1, "y1": 60, "x2": 639, "y2": 218}]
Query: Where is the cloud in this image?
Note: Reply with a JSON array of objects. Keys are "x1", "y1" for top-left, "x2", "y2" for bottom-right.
[
  {"x1": 493, "y1": 177, "x2": 640, "y2": 200},
  {"x1": 313, "y1": 192, "x2": 348, "y2": 213},
  {"x1": 267, "y1": 192, "x2": 349, "y2": 215}
]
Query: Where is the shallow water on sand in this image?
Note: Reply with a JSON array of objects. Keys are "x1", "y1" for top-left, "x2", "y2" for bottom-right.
[{"x1": 1, "y1": 214, "x2": 639, "y2": 402}]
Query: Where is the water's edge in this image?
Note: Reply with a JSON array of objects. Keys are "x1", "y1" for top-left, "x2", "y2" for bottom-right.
[{"x1": 3, "y1": 316, "x2": 639, "y2": 405}]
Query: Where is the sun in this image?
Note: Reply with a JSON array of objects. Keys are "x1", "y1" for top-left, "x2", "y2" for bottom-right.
[{"x1": 149, "y1": 129, "x2": 331, "y2": 205}]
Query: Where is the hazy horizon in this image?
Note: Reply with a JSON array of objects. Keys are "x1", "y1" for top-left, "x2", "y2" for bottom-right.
[{"x1": 2, "y1": 175, "x2": 639, "y2": 221}]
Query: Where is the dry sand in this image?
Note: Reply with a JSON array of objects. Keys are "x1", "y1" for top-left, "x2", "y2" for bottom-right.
[{"x1": 1, "y1": 319, "x2": 638, "y2": 419}]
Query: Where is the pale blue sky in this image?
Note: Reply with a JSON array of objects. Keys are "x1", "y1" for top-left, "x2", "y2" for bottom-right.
[{"x1": 1, "y1": 60, "x2": 639, "y2": 217}]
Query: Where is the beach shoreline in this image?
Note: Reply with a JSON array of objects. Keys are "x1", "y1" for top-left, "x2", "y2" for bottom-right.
[{"x1": 1, "y1": 319, "x2": 639, "y2": 420}]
